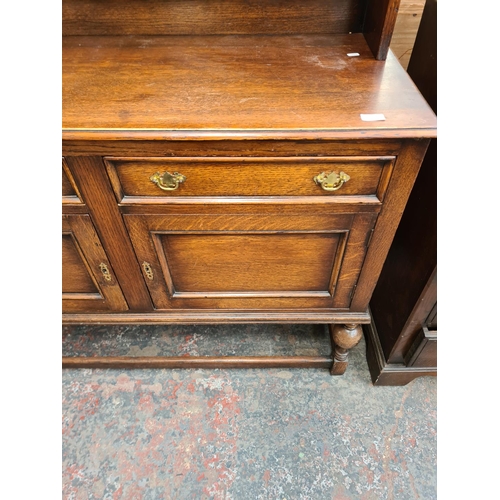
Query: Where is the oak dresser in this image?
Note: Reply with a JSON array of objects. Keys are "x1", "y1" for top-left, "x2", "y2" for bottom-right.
[{"x1": 62, "y1": 0, "x2": 437, "y2": 375}]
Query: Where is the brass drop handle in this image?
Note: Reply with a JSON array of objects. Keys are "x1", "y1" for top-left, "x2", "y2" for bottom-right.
[
  {"x1": 150, "y1": 171, "x2": 186, "y2": 191},
  {"x1": 313, "y1": 171, "x2": 350, "y2": 191}
]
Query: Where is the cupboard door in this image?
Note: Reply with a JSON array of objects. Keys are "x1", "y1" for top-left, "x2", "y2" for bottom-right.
[
  {"x1": 124, "y1": 212, "x2": 376, "y2": 310},
  {"x1": 62, "y1": 214, "x2": 128, "y2": 312}
]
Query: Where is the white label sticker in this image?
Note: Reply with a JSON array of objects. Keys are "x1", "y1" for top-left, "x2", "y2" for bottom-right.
[
  {"x1": 347, "y1": 53, "x2": 360, "y2": 57},
  {"x1": 360, "y1": 113, "x2": 386, "y2": 121}
]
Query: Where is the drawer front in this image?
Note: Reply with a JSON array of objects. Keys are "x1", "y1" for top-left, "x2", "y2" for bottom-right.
[
  {"x1": 105, "y1": 156, "x2": 394, "y2": 203},
  {"x1": 124, "y1": 212, "x2": 377, "y2": 310}
]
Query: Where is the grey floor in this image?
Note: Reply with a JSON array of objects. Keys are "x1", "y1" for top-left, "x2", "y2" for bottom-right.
[{"x1": 62, "y1": 324, "x2": 437, "y2": 499}]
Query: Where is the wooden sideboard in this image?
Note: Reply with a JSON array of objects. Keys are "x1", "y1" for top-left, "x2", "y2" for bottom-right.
[{"x1": 62, "y1": 0, "x2": 437, "y2": 375}]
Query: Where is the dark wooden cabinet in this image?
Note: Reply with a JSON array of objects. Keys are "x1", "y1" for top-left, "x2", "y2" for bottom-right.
[
  {"x1": 62, "y1": 0, "x2": 436, "y2": 375},
  {"x1": 364, "y1": 0, "x2": 437, "y2": 385}
]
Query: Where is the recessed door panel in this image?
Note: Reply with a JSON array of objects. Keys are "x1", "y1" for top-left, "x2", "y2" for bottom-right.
[
  {"x1": 62, "y1": 234, "x2": 100, "y2": 294},
  {"x1": 162, "y1": 233, "x2": 340, "y2": 294},
  {"x1": 62, "y1": 214, "x2": 128, "y2": 312},
  {"x1": 62, "y1": 158, "x2": 83, "y2": 204}
]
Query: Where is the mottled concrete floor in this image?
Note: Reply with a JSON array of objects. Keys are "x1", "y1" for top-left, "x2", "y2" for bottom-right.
[{"x1": 62, "y1": 324, "x2": 437, "y2": 500}]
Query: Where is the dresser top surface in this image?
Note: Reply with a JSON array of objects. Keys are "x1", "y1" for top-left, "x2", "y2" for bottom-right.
[{"x1": 63, "y1": 34, "x2": 437, "y2": 141}]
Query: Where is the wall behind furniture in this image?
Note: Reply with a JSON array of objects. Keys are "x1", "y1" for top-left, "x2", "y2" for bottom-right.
[{"x1": 390, "y1": 0, "x2": 426, "y2": 69}]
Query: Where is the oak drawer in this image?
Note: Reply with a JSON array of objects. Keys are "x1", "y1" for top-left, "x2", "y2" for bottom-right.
[{"x1": 105, "y1": 156, "x2": 394, "y2": 204}]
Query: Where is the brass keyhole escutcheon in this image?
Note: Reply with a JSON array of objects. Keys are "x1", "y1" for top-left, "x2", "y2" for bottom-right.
[
  {"x1": 313, "y1": 171, "x2": 350, "y2": 191},
  {"x1": 142, "y1": 262, "x2": 154, "y2": 280},
  {"x1": 150, "y1": 171, "x2": 186, "y2": 191},
  {"x1": 99, "y1": 262, "x2": 112, "y2": 282}
]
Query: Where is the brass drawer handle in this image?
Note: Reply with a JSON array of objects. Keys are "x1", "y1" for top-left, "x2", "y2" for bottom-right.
[
  {"x1": 313, "y1": 171, "x2": 350, "y2": 191},
  {"x1": 150, "y1": 171, "x2": 186, "y2": 191}
]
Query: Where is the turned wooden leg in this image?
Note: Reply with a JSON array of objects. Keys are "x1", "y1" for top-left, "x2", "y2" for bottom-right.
[{"x1": 329, "y1": 323, "x2": 363, "y2": 375}]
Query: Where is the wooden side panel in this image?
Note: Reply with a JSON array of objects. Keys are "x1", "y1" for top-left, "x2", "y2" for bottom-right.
[
  {"x1": 404, "y1": 326, "x2": 437, "y2": 368},
  {"x1": 426, "y1": 303, "x2": 437, "y2": 329},
  {"x1": 350, "y1": 139, "x2": 430, "y2": 311},
  {"x1": 363, "y1": 0, "x2": 401, "y2": 60},
  {"x1": 363, "y1": 316, "x2": 436, "y2": 385},
  {"x1": 406, "y1": 0, "x2": 437, "y2": 113},
  {"x1": 388, "y1": 267, "x2": 437, "y2": 362},
  {"x1": 63, "y1": 0, "x2": 367, "y2": 36},
  {"x1": 62, "y1": 214, "x2": 128, "y2": 312}
]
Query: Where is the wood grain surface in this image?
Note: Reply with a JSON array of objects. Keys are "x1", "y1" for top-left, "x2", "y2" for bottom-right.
[
  {"x1": 123, "y1": 212, "x2": 372, "y2": 310},
  {"x1": 105, "y1": 156, "x2": 393, "y2": 200},
  {"x1": 63, "y1": 0, "x2": 366, "y2": 36},
  {"x1": 65, "y1": 156, "x2": 153, "y2": 310},
  {"x1": 390, "y1": 0, "x2": 426, "y2": 69},
  {"x1": 62, "y1": 310, "x2": 372, "y2": 324},
  {"x1": 63, "y1": 34, "x2": 436, "y2": 139},
  {"x1": 63, "y1": 139, "x2": 403, "y2": 157},
  {"x1": 350, "y1": 139, "x2": 430, "y2": 311},
  {"x1": 62, "y1": 158, "x2": 84, "y2": 204},
  {"x1": 62, "y1": 355, "x2": 334, "y2": 369},
  {"x1": 161, "y1": 233, "x2": 340, "y2": 292},
  {"x1": 62, "y1": 214, "x2": 129, "y2": 312},
  {"x1": 62, "y1": 234, "x2": 99, "y2": 294},
  {"x1": 363, "y1": 0, "x2": 401, "y2": 60}
]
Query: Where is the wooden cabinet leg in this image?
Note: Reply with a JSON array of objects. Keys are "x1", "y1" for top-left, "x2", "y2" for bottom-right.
[{"x1": 329, "y1": 323, "x2": 363, "y2": 375}]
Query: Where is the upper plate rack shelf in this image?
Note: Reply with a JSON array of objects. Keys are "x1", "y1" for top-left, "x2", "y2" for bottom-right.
[{"x1": 62, "y1": 0, "x2": 402, "y2": 60}]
